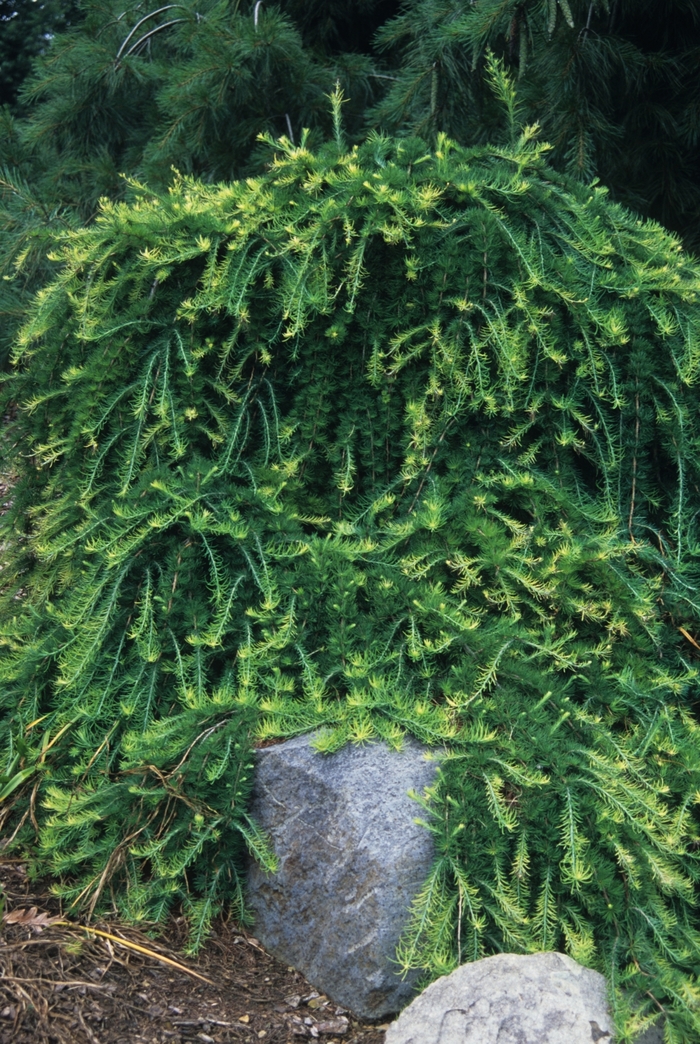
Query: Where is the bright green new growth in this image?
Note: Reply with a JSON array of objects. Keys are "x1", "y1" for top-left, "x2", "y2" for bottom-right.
[{"x1": 3, "y1": 90, "x2": 700, "y2": 1038}]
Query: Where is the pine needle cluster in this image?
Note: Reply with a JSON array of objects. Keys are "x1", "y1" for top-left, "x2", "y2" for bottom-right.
[{"x1": 3, "y1": 85, "x2": 700, "y2": 1038}]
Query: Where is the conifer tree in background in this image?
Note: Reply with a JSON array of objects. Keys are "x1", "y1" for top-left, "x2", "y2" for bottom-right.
[
  {"x1": 3, "y1": 0, "x2": 388, "y2": 214},
  {"x1": 0, "y1": 0, "x2": 82, "y2": 111},
  {"x1": 3, "y1": 71, "x2": 700, "y2": 1035}
]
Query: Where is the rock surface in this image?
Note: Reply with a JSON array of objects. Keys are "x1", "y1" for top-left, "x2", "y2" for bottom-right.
[
  {"x1": 384, "y1": 951, "x2": 664, "y2": 1044},
  {"x1": 246, "y1": 733, "x2": 439, "y2": 1020}
]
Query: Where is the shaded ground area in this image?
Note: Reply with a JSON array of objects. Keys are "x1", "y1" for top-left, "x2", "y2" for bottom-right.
[{"x1": 0, "y1": 857, "x2": 388, "y2": 1044}]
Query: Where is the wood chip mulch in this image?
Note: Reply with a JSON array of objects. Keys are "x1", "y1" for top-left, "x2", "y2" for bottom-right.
[{"x1": 0, "y1": 857, "x2": 388, "y2": 1044}]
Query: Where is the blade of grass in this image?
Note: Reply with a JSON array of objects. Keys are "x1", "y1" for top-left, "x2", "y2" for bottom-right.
[{"x1": 51, "y1": 922, "x2": 215, "y2": 985}]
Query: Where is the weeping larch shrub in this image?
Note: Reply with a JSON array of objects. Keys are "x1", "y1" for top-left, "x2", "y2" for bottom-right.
[{"x1": 3, "y1": 93, "x2": 700, "y2": 1039}]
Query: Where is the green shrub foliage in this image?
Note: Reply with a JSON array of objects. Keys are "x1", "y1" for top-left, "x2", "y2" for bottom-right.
[{"x1": 3, "y1": 98, "x2": 700, "y2": 1036}]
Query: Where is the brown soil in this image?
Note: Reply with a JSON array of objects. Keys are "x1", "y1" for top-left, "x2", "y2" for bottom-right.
[{"x1": 0, "y1": 857, "x2": 388, "y2": 1044}]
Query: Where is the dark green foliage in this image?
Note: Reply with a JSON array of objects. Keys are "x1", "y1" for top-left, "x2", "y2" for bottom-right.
[
  {"x1": 4, "y1": 93, "x2": 700, "y2": 1035},
  {"x1": 372, "y1": 0, "x2": 700, "y2": 249},
  {"x1": 0, "y1": 0, "x2": 82, "y2": 111},
  {"x1": 13, "y1": 0, "x2": 384, "y2": 201}
]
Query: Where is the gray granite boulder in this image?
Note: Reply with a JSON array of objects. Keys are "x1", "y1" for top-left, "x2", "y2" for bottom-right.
[
  {"x1": 384, "y1": 951, "x2": 664, "y2": 1044},
  {"x1": 246, "y1": 732, "x2": 439, "y2": 1019}
]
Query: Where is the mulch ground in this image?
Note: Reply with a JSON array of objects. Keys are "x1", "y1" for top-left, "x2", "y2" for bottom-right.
[{"x1": 0, "y1": 857, "x2": 388, "y2": 1044}]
